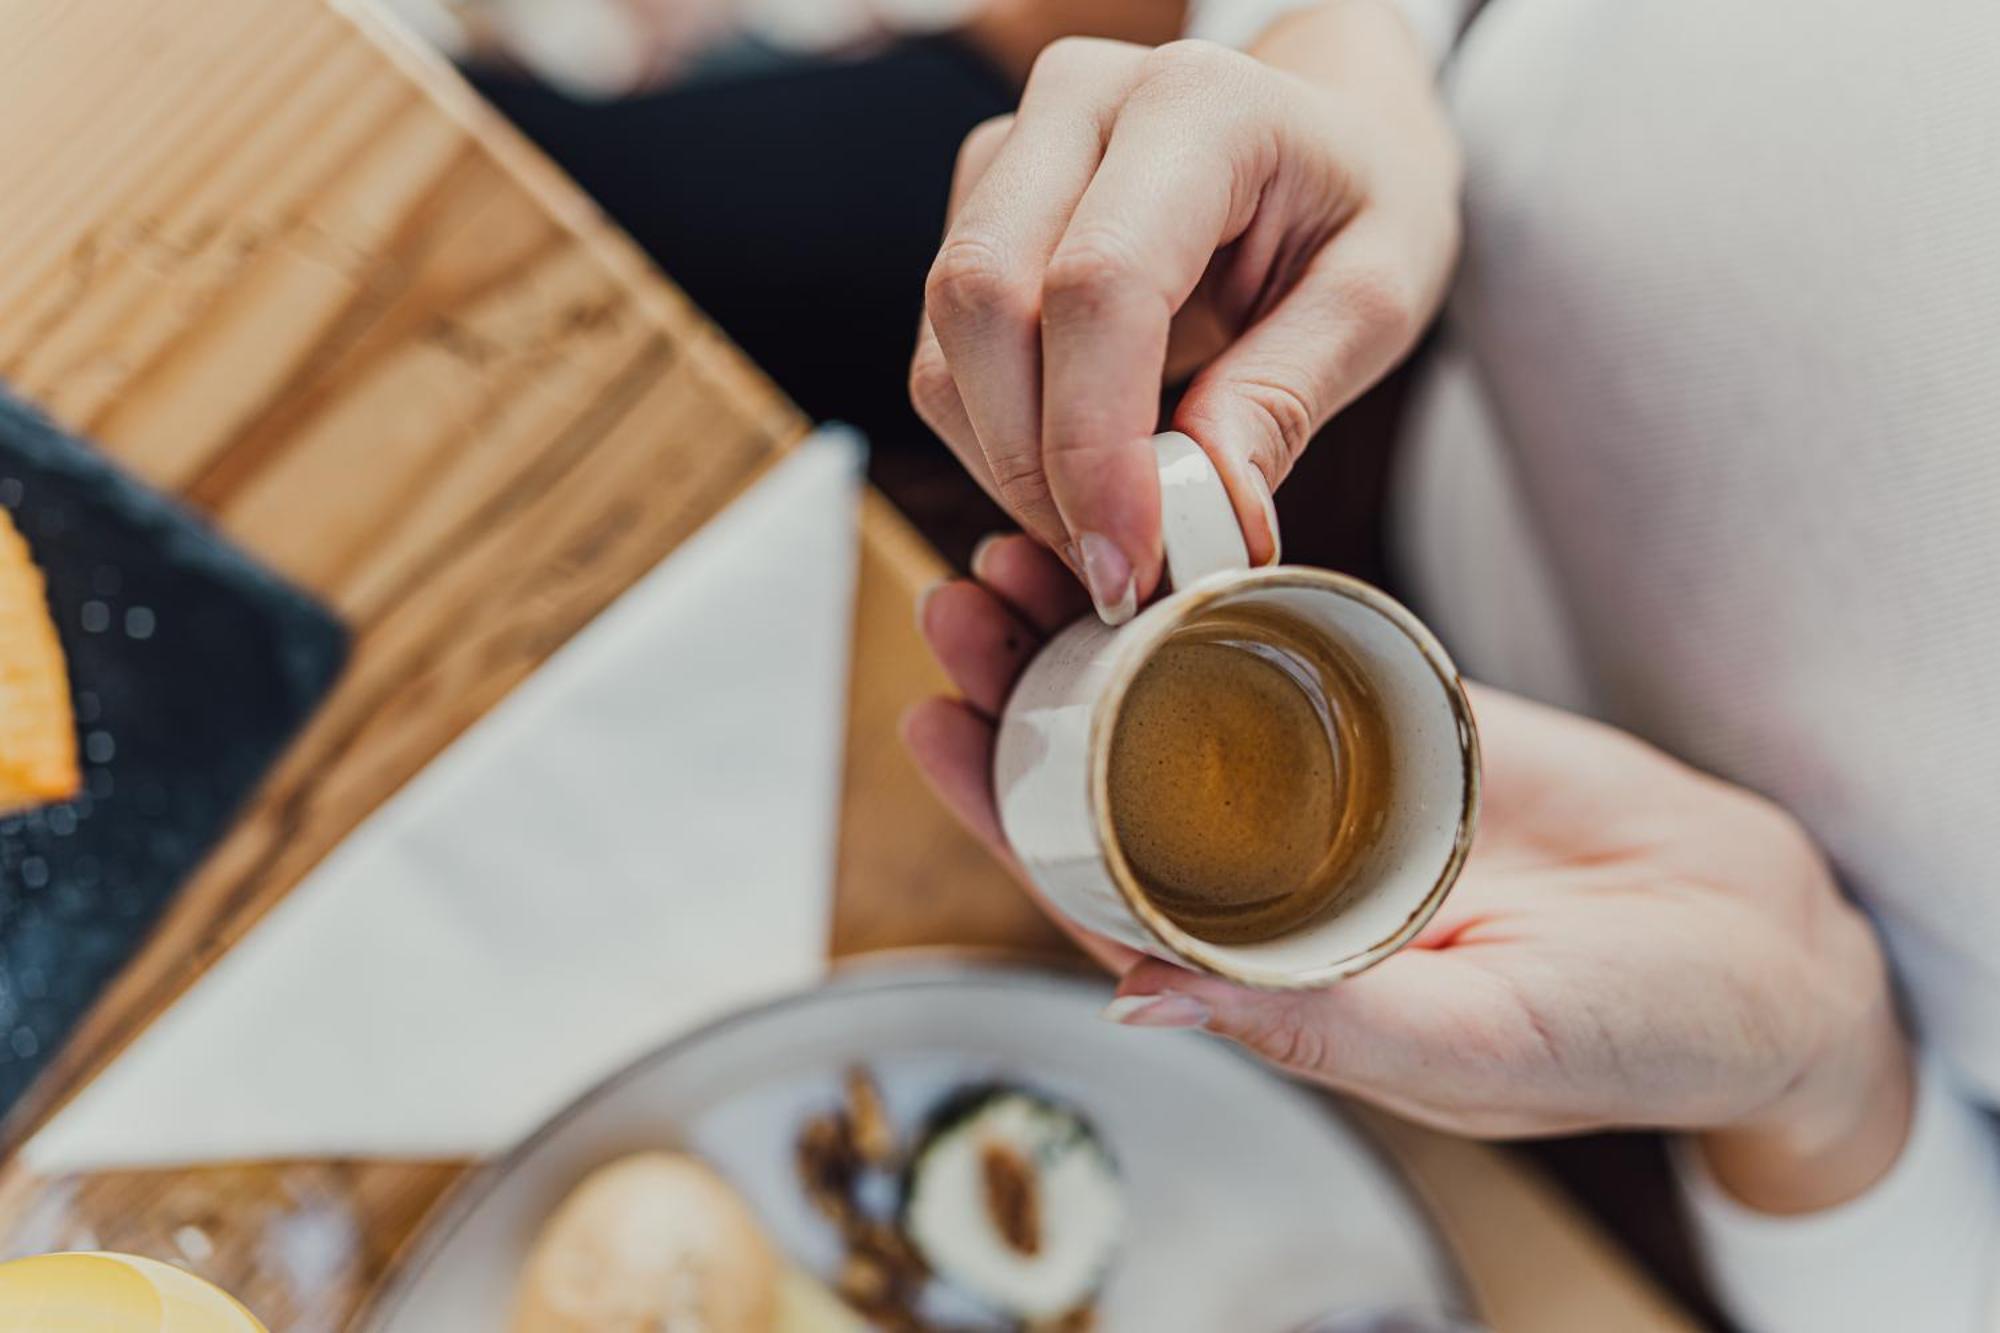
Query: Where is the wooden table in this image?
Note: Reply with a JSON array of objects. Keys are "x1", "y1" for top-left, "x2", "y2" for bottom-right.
[{"x1": 0, "y1": 2, "x2": 1703, "y2": 1329}]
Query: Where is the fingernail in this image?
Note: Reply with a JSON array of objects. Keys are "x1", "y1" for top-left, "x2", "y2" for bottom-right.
[
  {"x1": 1103, "y1": 993, "x2": 1212, "y2": 1029},
  {"x1": 1251, "y1": 472, "x2": 1282, "y2": 566},
  {"x1": 1077, "y1": 532, "x2": 1136, "y2": 625},
  {"x1": 1061, "y1": 540, "x2": 1081, "y2": 574},
  {"x1": 915, "y1": 580, "x2": 946, "y2": 634},
  {"x1": 970, "y1": 533, "x2": 1006, "y2": 581}
]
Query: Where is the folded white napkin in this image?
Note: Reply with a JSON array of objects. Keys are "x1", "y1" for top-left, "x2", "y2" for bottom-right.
[{"x1": 26, "y1": 430, "x2": 863, "y2": 1171}]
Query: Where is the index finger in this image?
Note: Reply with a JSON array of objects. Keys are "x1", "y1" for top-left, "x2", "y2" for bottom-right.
[
  {"x1": 926, "y1": 43, "x2": 1143, "y2": 552},
  {"x1": 1039, "y1": 43, "x2": 1274, "y2": 622}
]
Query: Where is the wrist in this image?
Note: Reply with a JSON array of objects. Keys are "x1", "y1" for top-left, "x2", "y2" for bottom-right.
[{"x1": 1699, "y1": 959, "x2": 1914, "y2": 1215}]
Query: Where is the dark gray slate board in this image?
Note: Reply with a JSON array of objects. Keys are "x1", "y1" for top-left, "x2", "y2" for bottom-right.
[{"x1": 0, "y1": 388, "x2": 347, "y2": 1117}]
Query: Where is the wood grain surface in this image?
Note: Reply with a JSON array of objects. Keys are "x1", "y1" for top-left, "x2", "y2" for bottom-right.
[
  {"x1": 0, "y1": 0, "x2": 806, "y2": 1147},
  {"x1": 0, "y1": 1, "x2": 1702, "y2": 1330},
  {"x1": 830, "y1": 491, "x2": 1073, "y2": 962}
]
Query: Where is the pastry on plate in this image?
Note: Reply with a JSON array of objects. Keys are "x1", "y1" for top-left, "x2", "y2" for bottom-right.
[
  {"x1": 0, "y1": 507, "x2": 78, "y2": 815},
  {"x1": 512, "y1": 1153, "x2": 780, "y2": 1333}
]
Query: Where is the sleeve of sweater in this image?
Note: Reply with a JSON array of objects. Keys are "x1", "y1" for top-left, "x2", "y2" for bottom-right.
[
  {"x1": 1675, "y1": 1056, "x2": 2000, "y2": 1332},
  {"x1": 1184, "y1": 0, "x2": 1476, "y2": 65}
]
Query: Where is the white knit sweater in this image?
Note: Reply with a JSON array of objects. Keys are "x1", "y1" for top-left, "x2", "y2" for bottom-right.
[{"x1": 1201, "y1": 1, "x2": 2000, "y2": 1329}]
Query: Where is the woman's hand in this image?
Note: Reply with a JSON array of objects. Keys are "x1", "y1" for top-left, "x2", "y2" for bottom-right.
[
  {"x1": 910, "y1": 4, "x2": 1460, "y2": 623},
  {"x1": 905, "y1": 537, "x2": 1914, "y2": 1213}
]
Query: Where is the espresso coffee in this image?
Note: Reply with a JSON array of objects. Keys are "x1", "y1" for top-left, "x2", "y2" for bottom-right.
[{"x1": 1105, "y1": 603, "x2": 1393, "y2": 945}]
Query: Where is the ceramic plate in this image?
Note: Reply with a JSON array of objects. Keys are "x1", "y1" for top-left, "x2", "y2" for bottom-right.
[{"x1": 359, "y1": 960, "x2": 1467, "y2": 1331}]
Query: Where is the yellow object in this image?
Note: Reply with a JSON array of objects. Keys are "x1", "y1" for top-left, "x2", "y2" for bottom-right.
[
  {"x1": 0, "y1": 1253, "x2": 266, "y2": 1332},
  {"x1": 773, "y1": 1268, "x2": 869, "y2": 1333},
  {"x1": 0, "y1": 508, "x2": 80, "y2": 814}
]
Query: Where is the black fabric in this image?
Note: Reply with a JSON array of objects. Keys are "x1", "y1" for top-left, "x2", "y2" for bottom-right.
[
  {"x1": 0, "y1": 389, "x2": 347, "y2": 1117},
  {"x1": 473, "y1": 38, "x2": 1015, "y2": 465}
]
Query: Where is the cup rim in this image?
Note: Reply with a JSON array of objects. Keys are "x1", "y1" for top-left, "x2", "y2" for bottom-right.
[{"x1": 1084, "y1": 567, "x2": 1481, "y2": 991}]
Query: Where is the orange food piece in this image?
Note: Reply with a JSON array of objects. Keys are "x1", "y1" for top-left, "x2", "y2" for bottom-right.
[{"x1": 0, "y1": 507, "x2": 80, "y2": 814}]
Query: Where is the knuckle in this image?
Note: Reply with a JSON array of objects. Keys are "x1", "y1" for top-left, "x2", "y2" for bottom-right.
[
  {"x1": 1242, "y1": 1006, "x2": 1332, "y2": 1073},
  {"x1": 1730, "y1": 787, "x2": 1805, "y2": 851},
  {"x1": 1140, "y1": 37, "x2": 1241, "y2": 87},
  {"x1": 1729, "y1": 789, "x2": 1835, "y2": 908},
  {"x1": 1134, "y1": 39, "x2": 1261, "y2": 113},
  {"x1": 1042, "y1": 230, "x2": 1144, "y2": 315},
  {"x1": 926, "y1": 236, "x2": 1029, "y2": 328},
  {"x1": 1232, "y1": 374, "x2": 1320, "y2": 470},
  {"x1": 1771, "y1": 809, "x2": 1831, "y2": 881},
  {"x1": 986, "y1": 450, "x2": 1054, "y2": 512},
  {"x1": 1340, "y1": 263, "x2": 1425, "y2": 347},
  {"x1": 1026, "y1": 36, "x2": 1120, "y2": 92},
  {"x1": 1128, "y1": 40, "x2": 1270, "y2": 160}
]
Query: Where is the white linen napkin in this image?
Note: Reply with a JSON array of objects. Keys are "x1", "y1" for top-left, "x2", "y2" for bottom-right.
[{"x1": 26, "y1": 429, "x2": 863, "y2": 1171}]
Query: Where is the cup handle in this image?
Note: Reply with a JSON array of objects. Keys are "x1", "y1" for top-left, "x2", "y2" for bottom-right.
[{"x1": 1154, "y1": 431, "x2": 1252, "y2": 589}]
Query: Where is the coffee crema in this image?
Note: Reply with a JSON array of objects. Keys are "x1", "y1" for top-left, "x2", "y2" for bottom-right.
[{"x1": 1104, "y1": 602, "x2": 1392, "y2": 945}]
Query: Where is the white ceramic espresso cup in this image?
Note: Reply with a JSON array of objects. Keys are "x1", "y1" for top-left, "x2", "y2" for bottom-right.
[{"x1": 993, "y1": 433, "x2": 1480, "y2": 989}]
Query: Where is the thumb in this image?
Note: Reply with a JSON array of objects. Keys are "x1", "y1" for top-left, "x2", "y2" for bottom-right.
[
  {"x1": 1104, "y1": 951, "x2": 1484, "y2": 1092},
  {"x1": 1106, "y1": 960, "x2": 1334, "y2": 1072}
]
